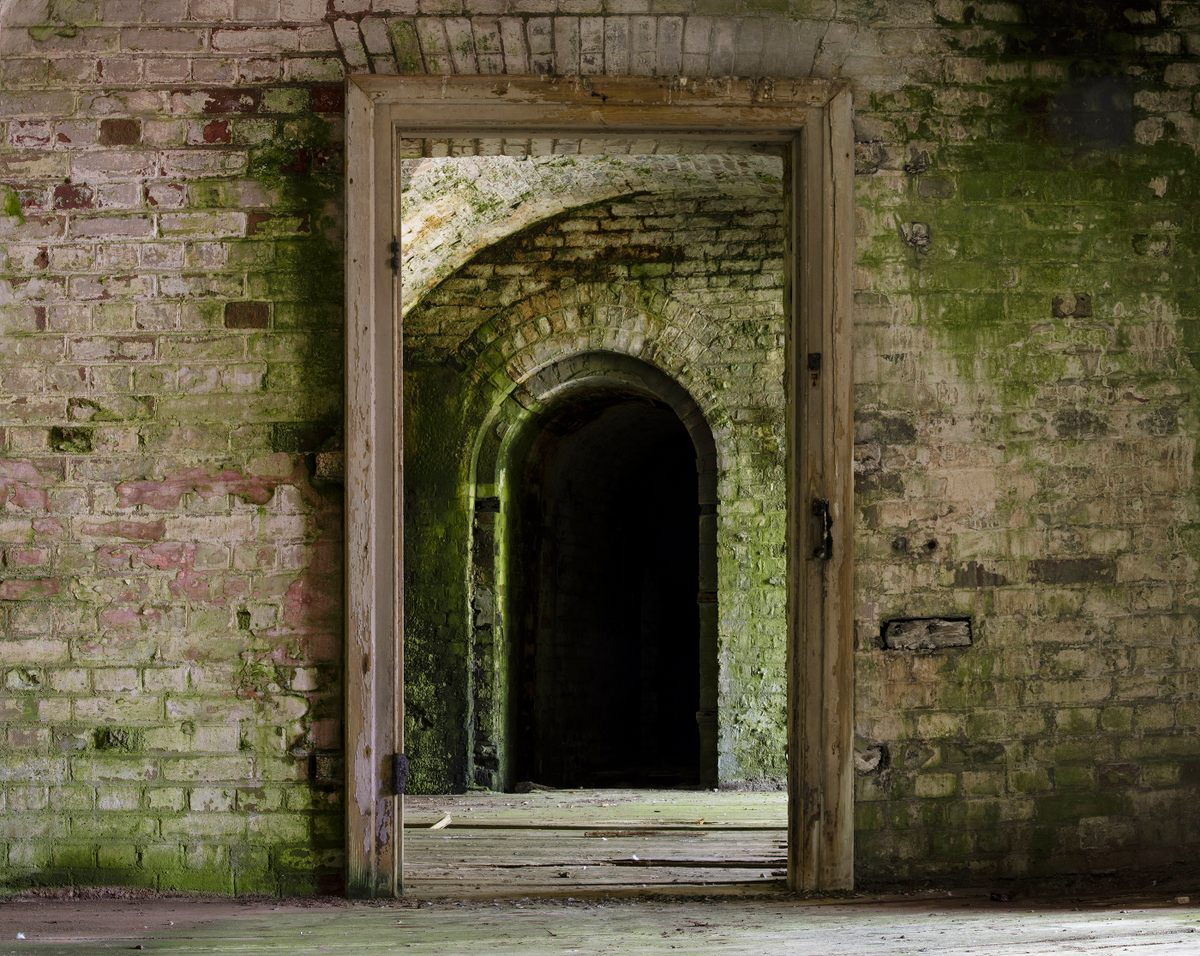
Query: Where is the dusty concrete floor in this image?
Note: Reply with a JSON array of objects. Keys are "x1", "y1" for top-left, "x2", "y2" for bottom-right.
[{"x1": 2, "y1": 893, "x2": 1200, "y2": 954}]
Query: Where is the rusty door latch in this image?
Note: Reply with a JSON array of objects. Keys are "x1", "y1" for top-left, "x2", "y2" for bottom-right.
[{"x1": 811, "y1": 498, "x2": 833, "y2": 561}]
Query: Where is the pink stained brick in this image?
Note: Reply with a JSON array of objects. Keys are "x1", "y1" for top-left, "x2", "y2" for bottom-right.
[
  {"x1": 132, "y1": 542, "x2": 195, "y2": 571},
  {"x1": 32, "y1": 518, "x2": 65, "y2": 538},
  {"x1": 0, "y1": 577, "x2": 61, "y2": 600},
  {"x1": 81, "y1": 519, "x2": 168, "y2": 542},
  {"x1": 115, "y1": 467, "x2": 286, "y2": 509}
]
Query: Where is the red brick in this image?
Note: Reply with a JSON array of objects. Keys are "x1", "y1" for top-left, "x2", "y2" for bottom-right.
[
  {"x1": 199, "y1": 87, "x2": 262, "y2": 114},
  {"x1": 224, "y1": 301, "x2": 270, "y2": 329},
  {"x1": 53, "y1": 183, "x2": 94, "y2": 210},
  {"x1": 0, "y1": 578, "x2": 61, "y2": 600},
  {"x1": 246, "y1": 211, "x2": 272, "y2": 235},
  {"x1": 202, "y1": 119, "x2": 231, "y2": 144},
  {"x1": 309, "y1": 84, "x2": 344, "y2": 113},
  {"x1": 98, "y1": 118, "x2": 142, "y2": 146}
]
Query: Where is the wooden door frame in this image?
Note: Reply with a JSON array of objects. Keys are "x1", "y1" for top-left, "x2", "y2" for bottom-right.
[{"x1": 343, "y1": 74, "x2": 855, "y2": 898}]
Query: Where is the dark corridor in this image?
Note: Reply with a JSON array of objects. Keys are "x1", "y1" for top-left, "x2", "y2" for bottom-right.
[{"x1": 512, "y1": 393, "x2": 702, "y2": 788}]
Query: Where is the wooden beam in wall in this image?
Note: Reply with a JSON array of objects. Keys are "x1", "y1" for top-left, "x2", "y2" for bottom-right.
[
  {"x1": 788, "y1": 89, "x2": 855, "y2": 894},
  {"x1": 344, "y1": 80, "x2": 402, "y2": 898}
]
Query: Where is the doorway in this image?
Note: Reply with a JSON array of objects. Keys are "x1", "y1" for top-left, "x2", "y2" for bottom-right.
[
  {"x1": 509, "y1": 384, "x2": 715, "y2": 789},
  {"x1": 467, "y1": 351, "x2": 724, "y2": 802},
  {"x1": 515, "y1": 394, "x2": 701, "y2": 788},
  {"x1": 343, "y1": 76, "x2": 855, "y2": 897}
]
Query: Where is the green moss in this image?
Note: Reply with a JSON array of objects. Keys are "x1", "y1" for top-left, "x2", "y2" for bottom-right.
[
  {"x1": 28, "y1": 0, "x2": 94, "y2": 40},
  {"x1": 93, "y1": 727, "x2": 144, "y2": 752},
  {"x1": 49, "y1": 426, "x2": 94, "y2": 453},
  {"x1": 248, "y1": 114, "x2": 339, "y2": 211},
  {"x1": 1035, "y1": 792, "x2": 1129, "y2": 825},
  {"x1": 1, "y1": 185, "x2": 24, "y2": 225},
  {"x1": 403, "y1": 365, "x2": 473, "y2": 793},
  {"x1": 238, "y1": 657, "x2": 283, "y2": 698},
  {"x1": 242, "y1": 111, "x2": 344, "y2": 441},
  {"x1": 159, "y1": 869, "x2": 236, "y2": 893},
  {"x1": 68, "y1": 396, "x2": 151, "y2": 422},
  {"x1": 857, "y1": 70, "x2": 1200, "y2": 433},
  {"x1": 270, "y1": 420, "x2": 337, "y2": 454},
  {"x1": 388, "y1": 20, "x2": 423, "y2": 75}
]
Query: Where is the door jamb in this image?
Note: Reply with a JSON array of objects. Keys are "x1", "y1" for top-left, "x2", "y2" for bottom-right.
[{"x1": 343, "y1": 75, "x2": 855, "y2": 897}]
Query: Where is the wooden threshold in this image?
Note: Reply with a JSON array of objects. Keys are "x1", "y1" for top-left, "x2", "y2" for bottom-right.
[{"x1": 402, "y1": 790, "x2": 788, "y2": 898}]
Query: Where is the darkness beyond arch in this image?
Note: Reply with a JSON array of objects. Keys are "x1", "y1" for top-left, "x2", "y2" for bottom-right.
[
  {"x1": 469, "y1": 352, "x2": 719, "y2": 791},
  {"x1": 513, "y1": 394, "x2": 700, "y2": 786}
]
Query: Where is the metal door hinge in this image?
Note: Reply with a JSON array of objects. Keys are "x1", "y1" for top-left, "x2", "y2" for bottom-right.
[
  {"x1": 811, "y1": 497, "x2": 833, "y2": 561},
  {"x1": 388, "y1": 238, "x2": 400, "y2": 275},
  {"x1": 392, "y1": 753, "x2": 409, "y2": 795}
]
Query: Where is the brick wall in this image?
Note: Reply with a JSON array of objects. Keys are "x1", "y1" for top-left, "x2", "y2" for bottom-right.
[{"x1": 1, "y1": 0, "x2": 1199, "y2": 891}]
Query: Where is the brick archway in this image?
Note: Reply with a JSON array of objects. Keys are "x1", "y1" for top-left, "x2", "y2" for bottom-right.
[{"x1": 468, "y1": 350, "x2": 720, "y2": 790}]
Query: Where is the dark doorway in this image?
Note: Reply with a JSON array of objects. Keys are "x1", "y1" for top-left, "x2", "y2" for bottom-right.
[{"x1": 512, "y1": 391, "x2": 701, "y2": 788}]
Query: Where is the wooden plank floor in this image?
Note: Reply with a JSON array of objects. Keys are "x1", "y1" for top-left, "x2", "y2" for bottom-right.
[
  {"x1": 6, "y1": 895, "x2": 1200, "y2": 955},
  {"x1": 403, "y1": 789, "x2": 788, "y2": 896}
]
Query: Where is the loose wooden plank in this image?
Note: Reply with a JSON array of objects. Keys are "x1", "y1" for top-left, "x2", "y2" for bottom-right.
[
  {"x1": 407, "y1": 788, "x2": 785, "y2": 809},
  {"x1": 404, "y1": 789, "x2": 787, "y2": 829}
]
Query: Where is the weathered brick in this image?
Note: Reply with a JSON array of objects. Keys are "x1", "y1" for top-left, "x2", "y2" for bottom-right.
[
  {"x1": 224, "y1": 301, "x2": 270, "y2": 329},
  {"x1": 212, "y1": 28, "x2": 301, "y2": 53},
  {"x1": 1030, "y1": 558, "x2": 1118, "y2": 586},
  {"x1": 0, "y1": 577, "x2": 61, "y2": 601}
]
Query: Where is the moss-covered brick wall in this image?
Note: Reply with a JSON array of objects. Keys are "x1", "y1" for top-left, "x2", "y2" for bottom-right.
[
  {"x1": 402, "y1": 166, "x2": 789, "y2": 792},
  {"x1": 0, "y1": 6, "x2": 348, "y2": 894},
  {"x1": 0, "y1": 0, "x2": 1198, "y2": 892}
]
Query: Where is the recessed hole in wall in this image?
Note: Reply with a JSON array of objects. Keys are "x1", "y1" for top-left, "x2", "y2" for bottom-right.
[{"x1": 881, "y1": 617, "x2": 973, "y2": 652}]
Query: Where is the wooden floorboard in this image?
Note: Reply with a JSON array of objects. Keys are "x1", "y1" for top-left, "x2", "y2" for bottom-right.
[
  {"x1": 403, "y1": 789, "x2": 788, "y2": 897},
  {"x1": 6, "y1": 894, "x2": 1200, "y2": 954}
]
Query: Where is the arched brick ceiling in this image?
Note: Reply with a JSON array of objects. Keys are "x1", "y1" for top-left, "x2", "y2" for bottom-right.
[{"x1": 400, "y1": 150, "x2": 783, "y2": 317}]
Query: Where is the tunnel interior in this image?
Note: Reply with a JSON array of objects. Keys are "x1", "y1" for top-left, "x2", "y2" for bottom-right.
[{"x1": 509, "y1": 389, "x2": 705, "y2": 788}]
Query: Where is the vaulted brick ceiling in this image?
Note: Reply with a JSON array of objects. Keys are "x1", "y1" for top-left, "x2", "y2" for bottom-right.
[{"x1": 400, "y1": 150, "x2": 782, "y2": 317}]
